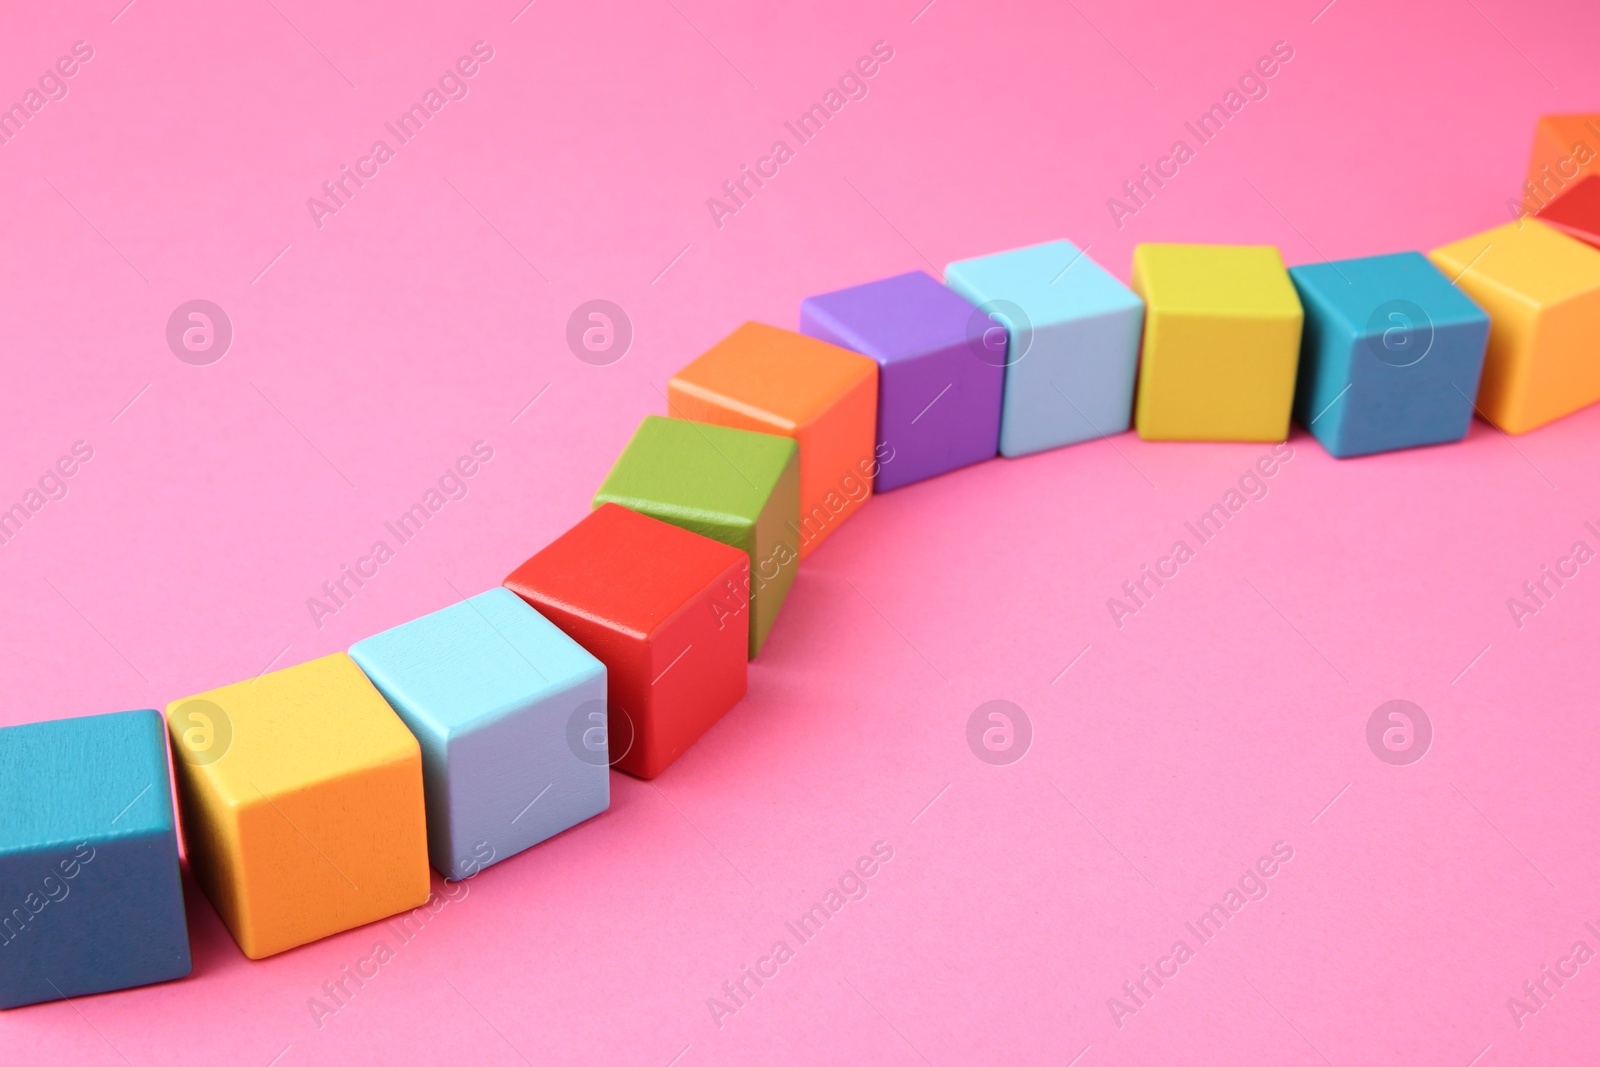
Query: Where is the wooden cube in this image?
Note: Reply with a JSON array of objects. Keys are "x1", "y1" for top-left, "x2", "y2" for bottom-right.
[
  {"x1": 1289, "y1": 252, "x2": 1490, "y2": 457},
  {"x1": 165, "y1": 654, "x2": 429, "y2": 959},
  {"x1": 1430, "y1": 222, "x2": 1600, "y2": 434},
  {"x1": 1132, "y1": 244, "x2": 1304, "y2": 441},
  {"x1": 505, "y1": 503, "x2": 749, "y2": 780},
  {"x1": 594, "y1": 416, "x2": 798, "y2": 657},
  {"x1": 1, "y1": 710, "x2": 190, "y2": 1009},
  {"x1": 350, "y1": 589, "x2": 609, "y2": 879},
  {"x1": 667, "y1": 322, "x2": 877, "y2": 558},
  {"x1": 800, "y1": 270, "x2": 1001, "y2": 487},
  {"x1": 944, "y1": 240, "x2": 1144, "y2": 457}
]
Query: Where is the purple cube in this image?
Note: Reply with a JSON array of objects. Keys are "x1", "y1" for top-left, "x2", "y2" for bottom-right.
[{"x1": 800, "y1": 271, "x2": 1002, "y2": 491}]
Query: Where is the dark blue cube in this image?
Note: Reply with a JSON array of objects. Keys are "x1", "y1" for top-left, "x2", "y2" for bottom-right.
[
  {"x1": 1289, "y1": 251, "x2": 1490, "y2": 458},
  {"x1": 1, "y1": 709, "x2": 191, "y2": 1009}
]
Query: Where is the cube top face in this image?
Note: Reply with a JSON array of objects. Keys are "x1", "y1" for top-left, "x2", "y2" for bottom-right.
[
  {"x1": 669, "y1": 322, "x2": 878, "y2": 432},
  {"x1": 1288, "y1": 252, "x2": 1489, "y2": 339},
  {"x1": 349, "y1": 588, "x2": 605, "y2": 743},
  {"x1": 1536, "y1": 175, "x2": 1600, "y2": 250},
  {"x1": 1132, "y1": 244, "x2": 1301, "y2": 319},
  {"x1": 165, "y1": 652, "x2": 420, "y2": 804},
  {"x1": 0, "y1": 709, "x2": 173, "y2": 853},
  {"x1": 504, "y1": 503, "x2": 746, "y2": 641},
  {"x1": 945, "y1": 239, "x2": 1141, "y2": 327},
  {"x1": 594, "y1": 415, "x2": 797, "y2": 541},
  {"x1": 799, "y1": 270, "x2": 978, "y2": 364},
  {"x1": 1430, "y1": 222, "x2": 1600, "y2": 308},
  {"x1": 1527, "y1": 113, "x2": 1600, "y2": 188}
]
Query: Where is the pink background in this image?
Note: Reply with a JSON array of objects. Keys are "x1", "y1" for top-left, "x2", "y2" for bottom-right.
[{"x1": 3, "y1": 0, "x2": 1599, "y2": 1062}]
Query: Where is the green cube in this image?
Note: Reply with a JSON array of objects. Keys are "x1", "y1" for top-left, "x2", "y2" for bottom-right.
[{"x1": 594, "y1": 416, "x2": 799, "y2": 656}]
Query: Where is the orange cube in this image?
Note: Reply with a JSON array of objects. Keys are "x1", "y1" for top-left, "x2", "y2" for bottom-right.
[
  {"x1": 1522, "y1": 113, "x2": 1600, "y2": 214},
  {"x1": 668, "y1": 323, "x2": 879, "y2": 558}
]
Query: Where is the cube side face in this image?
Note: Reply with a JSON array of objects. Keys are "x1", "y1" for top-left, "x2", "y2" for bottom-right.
[
  {"x1": 1520, "y1": 291, "x2": 1600, "y2": 433},
  {"x1": 632, "y1": 557, "x2": 750, "y2": 778},
  {"x1": 1332, "y1": 319, "x2": 1488, "y2": 456},
  {"x1": 749, "y1": 448, "x2": 801, "y2": 657},
  {"x1": 231, "y1": 752, "x2": 429, "y2": 958},
  {"x1": 791, "y1": 368, "x2": 878, "y2": 557},
  {"x1": 997, "y1": 306, "x2": 1143, "y2": 457},
  {"x1": 1135, "y1": 310, "x2": 1303, "y2": 441},
  {"x1": 443, "y1": 666, "x2": 609, "y2": 874},
  {"x1": 0, "y1": 833, "x2": 191, "y2": 1008},
  {"x1": 873, "y1": 339, "x2": 1002, "y2": 489}
]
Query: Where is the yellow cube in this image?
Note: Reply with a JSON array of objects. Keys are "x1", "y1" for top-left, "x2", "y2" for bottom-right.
[
  {"x1": 1132, "y1": 244, "x2": 1304, "y2": 441},
  {"x1": 1429, "y1": 222, "x2": 1600, "y2": 434},
  {"x1": 166, "y1": 653, "x2": 430, "y2": 959}
]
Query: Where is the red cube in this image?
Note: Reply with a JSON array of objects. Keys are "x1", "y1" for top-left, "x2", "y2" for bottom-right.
[
  {"x1": 504, "y1": 503, "x2": 749, "y2": 779},
  {"x1": 1536, "y1": 174, "x2": 1600, "y2": 251}
]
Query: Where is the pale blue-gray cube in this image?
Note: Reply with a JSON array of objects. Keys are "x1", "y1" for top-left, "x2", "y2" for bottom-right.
[
  {"x1": 946, "y1": 240, "x2": 1145, "y2": 457},
  {"x1": 350, "y1": 588, "x2": 608, "y2": 881}
]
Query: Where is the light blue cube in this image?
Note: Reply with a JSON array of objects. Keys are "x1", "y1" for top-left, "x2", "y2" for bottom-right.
[
  {"x1": 1288, "y1": 251, "x2": 1490, "y2": 458},
  {"x1": 945, "y1": 240, "x2": 1144, "y2": 457},
  {"x1": 350, "y1": 588, "x2": 608, "y2": 881},
  {"x1": 1, "y1": 709, "x2": 191, "y2": 1009}
]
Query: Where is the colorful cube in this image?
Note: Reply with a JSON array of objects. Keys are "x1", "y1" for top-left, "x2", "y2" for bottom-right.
[
  {"x1": 667, "y1": 323, "x2": 877, "y2": 557},
  {"x1": 1535, "y1": 174, "x2": 1600, "y2": 251},
  {"x1": 594, "y1": 415, "x2": 798, "y2": 657},
  {"x1": 1430, "y1": 222, "x2": 1600, "y2": 434},
  {"x1": 799, "y1": 271, "x2": 1001, "y2": 488},
  {"x1": 1289, "y1": 252, "x2": 1490, "y2": 458},
  {"x1": 1522, "y1": 113, "x2": 1600, "y2": 214},
  {"x1": 504, "y1": 503, "x2": 749, "y2": 780},
  {"x1": 1131, "y1": 244, "x2": 1304, "y2": 441},
  {"x1": 349, "y1": 589, "x2": 609, "y2": 879},
  {"x1": 945, "y1": 240, "x2": 1144, "y2": 457},
  {"x1": 166, "y1": 654, "x2": 429, "y2": 959},
  {"x1": 1, "y1": 710, "x2": 190, "y2": 1009}
]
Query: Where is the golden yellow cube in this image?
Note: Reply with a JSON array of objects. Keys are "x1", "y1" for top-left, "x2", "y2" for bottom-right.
[
  {"x1": 166, "y1": 653, "x2": 430, "y2": 959},
  {"x1": 1132, "y1": 244, "x2": 1304, "y2": 441},
  {"x1": 1429, "y1": 222, "x2": 1600, "y2": 434}
]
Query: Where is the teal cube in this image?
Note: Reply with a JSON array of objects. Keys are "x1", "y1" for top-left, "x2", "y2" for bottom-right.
[
  {"x1": 1289, "y1": 252, "x2": 1490, "y2": 457},
  {"x1": 1, "y1": 709, "x2": 191, "y2": 1009}
]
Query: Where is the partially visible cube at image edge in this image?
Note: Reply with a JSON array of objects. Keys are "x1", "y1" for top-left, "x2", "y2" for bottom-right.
[
  {"x1": 165, "y1": 654, "x2": 430, "y2": 959},
  {"x1": 1429, "y1": 221, "x2": 1600, "y2": 434},
  {"x1": 505, "y1": 503, "x2": 749, "y2": 780},
  {"x1": 1131, "y1": 243, "x2": 1304, "y2": 442},
  {"x1": 1289, "y1": 251, "x2": 1490, "y2": 458},
  {"x1": 667, "y1": 322, "x2": 877, "y2": 558},
  {"x1": 945, "y1": 239, "x2": 1144, "y2": 458},
  {"x1": 350, "y1": 588, "x2": 610, "y2": 880},
  {"x1": 0, "y1": 709, "x2": 191, "y2": 1009},
  {"x1": 594, "y1": 414, "x2": 799, "y2": 658},
  {"x1": 800, "y1": 270, "x2": 1002, "y2": 489}
]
